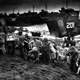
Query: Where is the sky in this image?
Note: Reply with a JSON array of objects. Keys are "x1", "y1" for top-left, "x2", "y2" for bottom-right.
[{"x1": 0, "y1": 0, "x2": 80, "y2": 13}]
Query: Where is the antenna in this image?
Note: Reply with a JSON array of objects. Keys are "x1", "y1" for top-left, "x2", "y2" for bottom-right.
[
  {"x1": 32, "y1": 0, "x2": 35, "y2": 12},
  {"x1": 66, "y1": 0, "x2": 68, "y2": 8},
  {"x1": 33, "y1": 4, "x2": 35, "y2": 12},
  {"x1": 13, "y1": 8, "x2": 15, "y2": 14},
  {"x1": 17, "y1": 10, "x2": 19, "y2": 14},
  {"x1": 17, "y1": 10, "x2": 20, "y2": 15},
  {"x1": 44, "y1": 0, "x2": 47, "y2": 11},
  {"x1": 38, "y1": 0, "x2": 41, "y2": 10}
]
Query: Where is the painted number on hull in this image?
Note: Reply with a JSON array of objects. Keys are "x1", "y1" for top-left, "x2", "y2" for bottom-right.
[{"x1": 66, "y1": 22, "x2": 75, "y2": 28}]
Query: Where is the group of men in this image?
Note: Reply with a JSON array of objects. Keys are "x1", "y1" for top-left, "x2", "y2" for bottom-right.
[{"x1": 0, "y1": 25, "x2": 80, "y2": 75}]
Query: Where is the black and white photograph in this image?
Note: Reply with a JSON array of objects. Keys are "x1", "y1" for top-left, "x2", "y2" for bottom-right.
[{"x1": 0, "y1": 0, "x2": 80, "y2": 80}]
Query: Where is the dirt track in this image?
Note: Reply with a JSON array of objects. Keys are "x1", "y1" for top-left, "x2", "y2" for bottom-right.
[{"x1": 0, "y1": 56, "x2": 80, "y2": 80}]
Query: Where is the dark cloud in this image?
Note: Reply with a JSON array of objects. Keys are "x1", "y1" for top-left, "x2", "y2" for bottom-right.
[
  {"x1": 0, "y1": 0, "x2": 79, "y2": 12},
  {"x1": 0, "y1": 0, "x2": 79, "y2": 5},
  {"x1": 0, "y1": 0, "x2": 27, "y2": 6}
]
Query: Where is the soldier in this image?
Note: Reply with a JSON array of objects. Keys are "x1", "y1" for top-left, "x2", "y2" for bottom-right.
[
  {"x1": 0, "y1": 17, "x2": 7, "y2": 55},
  {"x1": 76, "y1": 53, "x2": 80, "y2": 74},
  {"x1": 40, "y1": 38, "x2": 51, "y2": 64},
  {"x1": 18, "y1": 30, "x2": 26, "y2": 60},
  {"x1": 67, "y1": 46, "x2": 78, "y2": 73}
]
